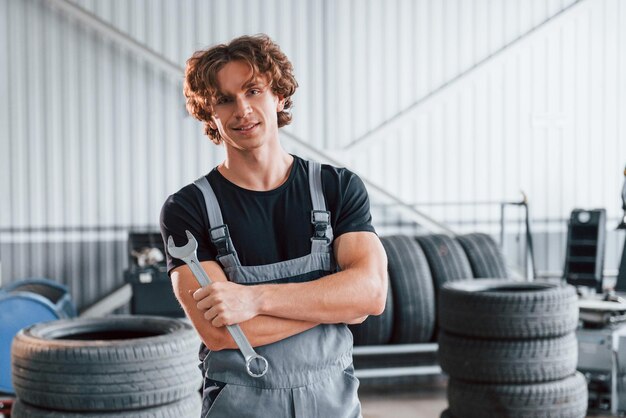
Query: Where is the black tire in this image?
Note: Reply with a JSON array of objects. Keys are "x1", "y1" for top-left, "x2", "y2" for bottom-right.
[
  {"x1": 438, "y1": 331, "x2": 578, "y2": 383},
  {"x1": 11, "y1": 316, "x2": 201, "y2": 412},
  {"x1": 455, "y1": 233, "x2": 509, "y2": 278},
  {"x1": 11, "y1": 394, "x2": 202, "y2": 418},
  {"x1": 447, "y1": 372, "x2": 588, "y2": 418},
  {"x1": 381, "y1": 235, "x2": 436, "y2": 343},
  {"x1": 439, "y1": 279, "x2": 578, "y2": 339},
  {"x1": 349, "y1": 276, "x2": 394, "y2": 345},
  {"x1": 415, "y1": 234, "x2": 473, "y2": 291}
]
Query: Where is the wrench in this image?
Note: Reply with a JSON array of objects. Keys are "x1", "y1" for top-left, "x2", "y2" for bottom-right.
[{"x1": 167, "y1": 230, "x2": 268, "y2": 378}]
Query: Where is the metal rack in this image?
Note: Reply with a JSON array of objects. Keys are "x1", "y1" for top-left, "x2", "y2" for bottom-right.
[{"x1": 353, "y1": 343, "x2": 441, "y2": 379}]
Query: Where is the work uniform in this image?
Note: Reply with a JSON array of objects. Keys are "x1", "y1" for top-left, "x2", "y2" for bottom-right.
[{"x1": 161, "y1": 157, "x2": 375, "y2": 417}]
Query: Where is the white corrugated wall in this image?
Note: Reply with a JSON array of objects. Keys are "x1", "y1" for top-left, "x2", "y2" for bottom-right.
[{"x1": 1, "y1": 0, "x2": 624, "y2": 308}]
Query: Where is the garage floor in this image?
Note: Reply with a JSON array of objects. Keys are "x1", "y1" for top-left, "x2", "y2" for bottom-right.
[
  {"x1": 359, "y1": 378, "x2": 448, "y2": 418},
  {"x1": 358, "y1": 377, "x2": 613, "y2": 418}
]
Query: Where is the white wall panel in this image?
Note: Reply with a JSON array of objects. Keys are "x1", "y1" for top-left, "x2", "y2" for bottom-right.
[
  {"x1": 352, "y1": 0, "x2": 621, "y2": 223},
  {"x1": 1, "y1": 0, "x2": 624, "y2": 307}
]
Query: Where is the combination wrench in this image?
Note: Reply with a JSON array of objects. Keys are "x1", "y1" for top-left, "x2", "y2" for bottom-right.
[{"x1": 167, "y1": 230, "x2": 269, "y2": 378}]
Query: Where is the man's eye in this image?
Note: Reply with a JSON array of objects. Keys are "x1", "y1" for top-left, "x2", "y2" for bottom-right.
[
  {"x1": 249, "y1": 88, "x2": 261, "y2": 95},
  {"x1": 216, "y1": 97, "x2": 231, "y2": 105}
]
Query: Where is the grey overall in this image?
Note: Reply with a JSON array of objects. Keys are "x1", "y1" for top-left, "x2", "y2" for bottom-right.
[{"x1": 193, "y1": 161, "x2": 362, "y2": 418}]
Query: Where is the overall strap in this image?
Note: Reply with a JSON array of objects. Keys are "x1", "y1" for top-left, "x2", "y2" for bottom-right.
[
  {"x1": 193, "y1": 176, "x2": 242, "y2": 268},
  {"x1": 308, "y1": 161, "x2": 334, "y2": 254}
]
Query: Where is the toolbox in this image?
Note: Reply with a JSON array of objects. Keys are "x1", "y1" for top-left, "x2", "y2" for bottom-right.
[{"x1": 124, "y1": 232, "x2": 184, "y2": 318}]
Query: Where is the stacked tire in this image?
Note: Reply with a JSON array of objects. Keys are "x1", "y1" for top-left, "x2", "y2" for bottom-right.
[
  {"x1": 349, "y1": 233, "x2": 510, "y2": 347},
  {"x1": 437, "y1": 279, "x2": 587, "y2": 418},
  {"x1": 455, "y1": 233, "x2": 509, "y2": 279},
  {"x1": 349, "y1": 235, "x2": 435, "y2": 345},
  {"x1": 11, "y1": 316, "x2": 202, "y2": 417},
  {"x1": 415, "y1": 234, "x2": 473, "y2": 293}
]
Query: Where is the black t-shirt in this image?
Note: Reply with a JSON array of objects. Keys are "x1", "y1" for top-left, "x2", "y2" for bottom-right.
[{"x1": 160, "y1": 155, "x2": 376, "y2": 274}]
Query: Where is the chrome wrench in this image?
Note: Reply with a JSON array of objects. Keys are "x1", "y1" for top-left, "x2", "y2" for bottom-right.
[{"x1": 167, "y1": 230, "x2": 268, "y2": 378}]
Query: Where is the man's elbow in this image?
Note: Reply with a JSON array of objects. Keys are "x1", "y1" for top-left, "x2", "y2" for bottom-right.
[
  {"x1": 202, "y1": 336, "x2": 225, "y2": 351},
  {"x1": 368, "y1": 270, "x2": 388, "y2": 316},
  {"x1": 347, "y1": 315, "x2": 369, "y2": 325},
  {"x1": 198, "y1": 328, "x2": 229, "y2": 351},
  {"x1": 205, "y1": 340, "x2": 225, "y2": 351},
  {"x1": 370, "y1": 293, "x2": 386, "y2": 316}
]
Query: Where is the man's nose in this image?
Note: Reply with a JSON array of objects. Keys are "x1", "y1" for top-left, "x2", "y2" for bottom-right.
[{"x1": 234, "y1": 97, "x2": 252, "y2": 118}]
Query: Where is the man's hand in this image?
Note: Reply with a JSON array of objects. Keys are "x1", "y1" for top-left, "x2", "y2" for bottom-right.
[
  {"x1": 171, "y1": 260, "x2": 318, "y2": 350},
  {"x1": 192, "y1": 281, "x2": 262, "y2": 327},
  {"x1": 254, "y1": 231, "x2": 388, "y2": 324}
]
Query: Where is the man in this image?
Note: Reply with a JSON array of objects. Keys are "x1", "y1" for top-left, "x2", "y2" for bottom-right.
[{"x1": 160, "y1": 34, "x2": 387, "y2": 418}]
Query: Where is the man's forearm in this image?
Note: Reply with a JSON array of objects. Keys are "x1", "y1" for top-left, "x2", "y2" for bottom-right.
[
  {"x1": 217, "y1": 315, "x2": 318, "y2": 350},
  {"x1": 252, "y1": 232, "x2": 388, "y2": 324},
  {"x1": 172, "y1": 262, "x2": 317, "y2": 351},
  {"x1": 190, "y1": 232, "x2": 388, "y2": 330},
  {"x1": 256, "y1": 267, "x2": 385, "y2": 324}
]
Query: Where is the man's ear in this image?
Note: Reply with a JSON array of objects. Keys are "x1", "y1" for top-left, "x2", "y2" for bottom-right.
[
  {"x1": 208, "y1": 114, "x2": 218, "y2": 130},
  {"x1": 277, "y1": 96, "x2": 285, "y2": 112}
]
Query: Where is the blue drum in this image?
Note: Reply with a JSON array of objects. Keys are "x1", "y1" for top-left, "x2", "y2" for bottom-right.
[{"x1": 0, "y1": 279, "x2": 76, "y2": 394}]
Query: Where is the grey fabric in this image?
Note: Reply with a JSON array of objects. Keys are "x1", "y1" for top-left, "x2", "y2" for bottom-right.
[
  {"x1": 215, "y1": 253, "x2": 239, "y2": 269},
  {"x1": 195, "y1": 160, "x2": 359, "y2": 417},
  {"x1": 308, "y1": 161, "x2": 334, "y2": 254},
  {"x1": 224, "y1": 252, "x2": 334, "y2": 284},
  {"x1": 202, "y1": 338, "x2": 353, "y2": 389},
  {"x1": 204, "y1": 365, "x2": 360, "y2": 418},
  {"x1": 193, "y1": 177, "x2": 242, "y2": 268},
  {"x1": 194, "y1": 177, "x2": 225, "y2": 227},
  {"x1": 311, "y1": 232, "x2": 332, "y2": 254},
  {"x1": 308, "y1": 161, "x2": 325, "y2": 211},
  {"x1": 193, "y1": 163, "x2": 336, "y2": 282}
]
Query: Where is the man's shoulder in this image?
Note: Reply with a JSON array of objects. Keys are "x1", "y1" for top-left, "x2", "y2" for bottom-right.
[
  {"x1": 319, "y1": 162, "x2": 365, "y2": 196},
  {"x1": 320, "y1": 163, "x2": 357, "y2": 179},
  {"x1": 295, "y1": 156, "x2": 360, "y2": 187},
  {"x1": 167, "y1": 180, "x2": 202, "y2": 203},
  {"x1": 160, "y1": 176, "x2": 209, "y2": 217}
]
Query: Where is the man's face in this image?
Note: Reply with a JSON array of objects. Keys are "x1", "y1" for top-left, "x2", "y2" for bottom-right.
[{"x1": 209, "y1": 60, "x2": 284, "y2": 151}]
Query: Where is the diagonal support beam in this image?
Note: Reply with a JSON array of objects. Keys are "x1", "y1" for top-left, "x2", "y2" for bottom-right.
[
  {"x1": 43, "y1": 0, "x2": 184, "y2": 79},
  {"x1": 281, "y1": 131, "x2": 455, "y2": 235},
  {"x1": 342, "y1": 0, "x2": 592, "y2": 153},
  {"x1": 44, "y1": 0, "x2": 455, "y2": 235}
]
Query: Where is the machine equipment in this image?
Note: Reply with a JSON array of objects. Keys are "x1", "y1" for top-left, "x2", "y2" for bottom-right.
[{"x1": 577, "y1": 165, "x2": 626, "y2": 415}]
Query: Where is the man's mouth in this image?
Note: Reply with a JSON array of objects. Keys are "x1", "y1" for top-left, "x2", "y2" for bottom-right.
[{"x1": 233, "y1": 122, "x2": 260, "y2": 133}]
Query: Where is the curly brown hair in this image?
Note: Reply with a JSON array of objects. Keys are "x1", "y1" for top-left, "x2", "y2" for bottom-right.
[{"x1": 183, "y1": 34, "x2": 298, "y2": 144}]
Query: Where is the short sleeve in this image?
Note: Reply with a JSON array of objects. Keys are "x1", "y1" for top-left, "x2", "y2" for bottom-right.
[
  {"x1": 159, "y1": 184, "x2": 217, "y2": 275},
  {"x1": 326, "y1": 167, "x2": 377, "y2": 238}
]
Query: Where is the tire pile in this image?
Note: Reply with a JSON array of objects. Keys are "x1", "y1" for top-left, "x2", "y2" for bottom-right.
[
  {"x1": 350, "y1": 233, "x2": 506, "y2": 347},
  {"x1": 11, "y1": 316, "x2": 202, "y2": 418},
  {"x1": 438, "y1": 279, "x2": 587, "y2": 418},
  {"x1": 349, "y1": 232, "x2": 515, "y2": 384}
]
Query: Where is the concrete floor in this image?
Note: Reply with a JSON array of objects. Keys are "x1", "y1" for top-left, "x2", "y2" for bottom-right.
[
  {"x1": 358, "y1": 377, "x2": 614, "y2": 418},
  {"x1": 359, "y1": 377, "x2": 448, "y2": 418}
]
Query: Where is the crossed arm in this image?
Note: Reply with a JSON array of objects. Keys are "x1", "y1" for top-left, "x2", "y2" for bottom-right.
[{"x1": 171, "y1": 231, "x2": 388, "y2": 351}]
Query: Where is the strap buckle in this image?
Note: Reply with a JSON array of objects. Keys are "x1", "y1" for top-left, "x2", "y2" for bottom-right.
[
  {"x1": 209, "y1": 225, "x2": 232, "y2": 256},
  {"x1": 311, "y1": 210, "x2": 331, "y2": 243}
]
